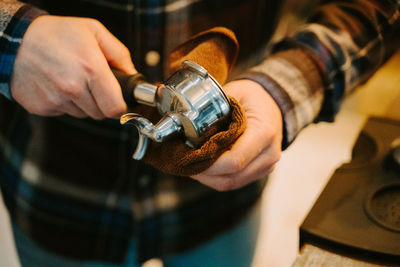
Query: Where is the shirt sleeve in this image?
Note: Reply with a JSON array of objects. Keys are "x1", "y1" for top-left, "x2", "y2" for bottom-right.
[
  {"x1": 238, "y1": 0, "x2": 400, "y2": 149},
  {"x1": 0, "y1": 0, "x2": 47, "y2": 100}
]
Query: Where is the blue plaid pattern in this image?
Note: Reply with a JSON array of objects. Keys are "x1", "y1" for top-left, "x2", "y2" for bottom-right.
[
  {"x1": 240, "y1": 0, "x2": 400, "y2": 147},
  {"x1": 0, "y1": 3, "x2": 45, "y2": 99}
]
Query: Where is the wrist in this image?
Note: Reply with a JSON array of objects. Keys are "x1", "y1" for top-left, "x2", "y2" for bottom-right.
[
  {"x1": 236, "y1": 49, "x2": 324, "y2": 149},
  {"x1": 4, "y1": 4, "x2": 47, "y2": 100},
  {"x1": 223, "y1": 78, "x2": 284, "y2": 148},
  {"x1": 232, "y1": 74, "x2": 289, "y2": 149}
]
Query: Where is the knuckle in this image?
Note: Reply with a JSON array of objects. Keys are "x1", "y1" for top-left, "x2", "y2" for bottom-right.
[
  {"x1": 57, "y1": 79, "x2": 83, "y2": 99},
  {"x1": 30, "y1": 97, "x2": 61, "y2": 116},
  {"x1": 85, "y1": 18, "x2": 103, "y2": 29},
  {"x1": 70, "y1": 111, "x2": 87, "y2": 119},
  {"x1": 80, "y1": 59, "x2": 96, "y2": 77},
  {"x1": 263, "y1": 150, "x2": 281, "y2": 175},
  {"x1": 91, "y1": 113, "x2": 105, "y2": 120},
  {"x1": 273, "y1": 150, "x2": 281, "y2": 164},
  {"x1": 229, "y1": 155, "x2": 246, "y2": 173},
  {"x1": 56, "y1": 78, "x2": 82, "y2": 98},
  {"x1": 44, "y1": 94, "x2": 63, "y2": 110},
  {"x1": 120, "y1": 45, "x2": 131, "y2": 58},
  {"x1": 214, "y1": 179, "x2": 238, "y2": 192},
  {"x1": 30, "y1": 105, "x2": 52, "y2": 116},
  {"x1": 65, "y1": 87, "x2": 82, "y2": 100},
  {"x1": 262, "y1": 127, "x2": 276, "y2": 143},
  {"x1": 270, "y1": 149, "x2": 281, "y2": 166}
]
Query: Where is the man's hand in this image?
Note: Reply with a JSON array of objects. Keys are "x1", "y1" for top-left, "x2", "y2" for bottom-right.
[
  {"x1": 191, "y1": 79, "x2": 283, "y2": 191},
  {"x1": 11, "y1": 15, "x2": 135, "y2": 119}
]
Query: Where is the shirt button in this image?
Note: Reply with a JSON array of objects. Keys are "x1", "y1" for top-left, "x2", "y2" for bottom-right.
[
  {"x1": 139, "y1": 175, "x2": 150, "y2": 187},
  {"x1": 145, "y1": 50, "x2": 160, "y2": 66}
]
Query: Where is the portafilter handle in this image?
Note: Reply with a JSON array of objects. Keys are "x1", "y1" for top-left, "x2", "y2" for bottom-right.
[{"x1": 112, "y1": 68, "x2": 158, "y2": 107}]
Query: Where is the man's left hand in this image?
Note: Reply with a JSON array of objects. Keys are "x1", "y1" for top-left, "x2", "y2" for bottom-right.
[{"x1": 191, "y1": 79, "x2": 283, "y2": 191}]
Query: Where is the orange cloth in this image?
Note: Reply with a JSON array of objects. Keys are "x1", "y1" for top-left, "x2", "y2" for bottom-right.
[
  {"x1": 134, "y1": 27, "x2": 246, "y2": 176},
  {"x1": 168, "y1": 27, "x2": 239, "y2": 84}
]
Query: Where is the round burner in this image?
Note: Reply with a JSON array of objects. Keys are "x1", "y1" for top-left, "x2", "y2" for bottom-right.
[{"x1": 365, "y1": 183, "x2": 400, "y2": 232}]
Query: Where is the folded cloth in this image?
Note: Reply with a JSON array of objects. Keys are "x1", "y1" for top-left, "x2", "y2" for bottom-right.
[
  {"x1": 142, "y1": 97, "x2": 246, "y2": 176},
  {"x1": 133, "y1": 27, "x2": 246, "y2": 176},
  {"x1": 168, "y1": 26, "x2": 239, "y2": 84}
]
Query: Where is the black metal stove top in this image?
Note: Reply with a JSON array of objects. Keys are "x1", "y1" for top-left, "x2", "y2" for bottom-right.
[{"x1": 300, "y1": 117, "x2": 400, "y2": 265}]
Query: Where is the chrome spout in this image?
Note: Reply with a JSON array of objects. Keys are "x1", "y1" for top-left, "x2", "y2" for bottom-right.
[{"x1": 120, "y1": 113, "x2": 182, "y2": 160}]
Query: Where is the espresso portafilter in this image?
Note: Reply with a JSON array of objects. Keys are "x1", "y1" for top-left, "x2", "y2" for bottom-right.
[{"x1": 113, "y1": 60, "x2": 231, "y2": 160}]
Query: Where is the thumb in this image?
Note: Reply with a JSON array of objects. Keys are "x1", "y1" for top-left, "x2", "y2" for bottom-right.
[{"x1": 92, "y1": 21, "x2": 136, "y2": 74}]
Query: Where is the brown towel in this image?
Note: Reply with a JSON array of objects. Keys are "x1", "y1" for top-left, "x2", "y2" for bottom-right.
[
  {"x1": 135, "y1": 27, "x2": 246, "y2": 176},
  {"x1": 168, "y1": 27, "x2": 239, "y2": 84}
]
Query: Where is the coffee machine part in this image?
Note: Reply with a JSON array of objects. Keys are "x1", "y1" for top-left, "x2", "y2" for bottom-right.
[{"x1": 113, "y1": 60, "x2": 231, "y2": 160}]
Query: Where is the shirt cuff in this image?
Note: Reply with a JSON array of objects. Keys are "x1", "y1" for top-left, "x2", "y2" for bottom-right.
[
  {"x1": 236, "y1": 49, "x2": 324, "y2": 149},
  {"x1": 0, "y1": 4, "x2": 47, "y2": 100}
]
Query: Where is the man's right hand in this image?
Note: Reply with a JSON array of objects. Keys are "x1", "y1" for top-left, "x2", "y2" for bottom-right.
[{"x1": 11, "y1": 15, "x2": 136, "y2": 120}]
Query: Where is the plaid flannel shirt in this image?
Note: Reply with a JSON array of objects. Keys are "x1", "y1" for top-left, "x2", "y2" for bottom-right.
[
  {"x1": 240, "y1": 0, "x2": 400, "y2": 147},
  {"x1": 0, "y1": 0, "x2": 399, "y2": 264}
]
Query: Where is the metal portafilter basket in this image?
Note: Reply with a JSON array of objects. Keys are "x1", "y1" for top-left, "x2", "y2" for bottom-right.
[{"x1": 113, "y1": 60, "x2": 231, "y2": 160}]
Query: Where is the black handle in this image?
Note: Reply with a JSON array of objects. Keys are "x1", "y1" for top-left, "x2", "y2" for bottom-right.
[{"x1": 112, "y1": 68, "x2": 146, "y2": 108}]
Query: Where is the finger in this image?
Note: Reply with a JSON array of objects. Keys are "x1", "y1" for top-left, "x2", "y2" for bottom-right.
[
  {"x1": 88, "y1": 21, "x2": 140, "y2": 117},
  {"x1": 62, "y1": 101, "x2": 88, "y2": 118},
  {"x1": 192, "y1": 168, "x2": 271, "y2": 192},
  {"x1": 87, "y1": 48, "x2": 128, "y2": 118},
  {"x1": 192, "y1": 146, "x2": 279, "y2": 190},
  {"x1": 71, "y1": 84, "x2": 105, "y2": 120},
  {"x1": 201, "y1": 124, "x2": 272, "y2": 176},
  {"x1": 92, "y1": 21, "x2": 136, "y2": 74},
  {"x1": 225, "y1": 145, "x2": 279, "y2": 182}
]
